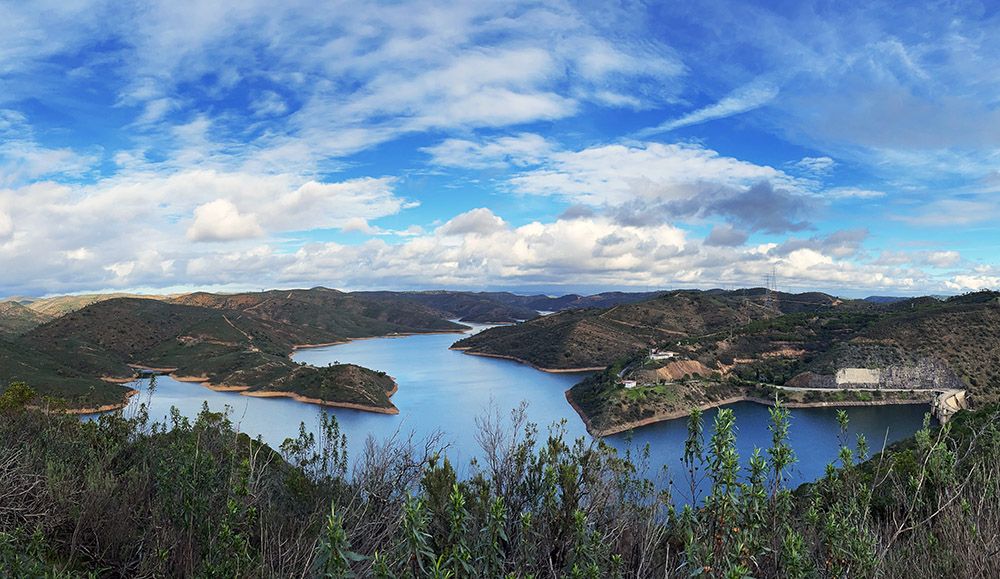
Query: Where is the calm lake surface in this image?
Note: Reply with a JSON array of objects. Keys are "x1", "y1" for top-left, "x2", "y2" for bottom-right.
[{"x1": 105, "y1": 323, "x2": 929, "y2": 491}]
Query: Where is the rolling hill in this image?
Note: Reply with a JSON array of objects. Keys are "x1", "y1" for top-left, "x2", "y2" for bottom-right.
[
  {"x1": 452, "y1": 289, "x2": 853, "y2": 370},
  {"x1": 23, "y1": 292, "x2": 169, "y2": 317},
  {"x1": 0, "y1": 301, "x2": 53, "y2": 335},
  {"x1": 546, "y1": 291, "x2": 1000, "y2": 435},
  {"x1": 171, "y1": 287, "x2": 466, "y2": 336},
  {"x1": 4, "y1": 289, "x2": 469, "y2": 412}
]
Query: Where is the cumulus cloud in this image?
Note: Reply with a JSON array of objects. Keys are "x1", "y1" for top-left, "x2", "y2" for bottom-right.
[
  {"x1": 1, "y1": 2, "x2": 995, "y2": 298},
  {"x1": 0, "y1": 169, "x2": 413, "y2": 294},
  {"x1": 922, "y1": 251, "x2": 961, "y2": 268},
  {"x1": 437, "y1": 208, "x2": 507, "y2": 236},
  {"x1": 187, "y1": 199, "x2": 264, "y2": 242},
  {"x1": 945, "y1": 274, "x2": 1000, "y2": 291},
  {"x1": 135, "y1": 208, "x2": 941, "y2": 296}
]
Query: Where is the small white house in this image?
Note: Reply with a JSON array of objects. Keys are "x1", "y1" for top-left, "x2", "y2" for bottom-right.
[
  {"x1": 621, "y1": 380, "x2": 638, "y2": 389},
  {"x1": 649, "y1": 349, "x2": 677, "y2": 361}
]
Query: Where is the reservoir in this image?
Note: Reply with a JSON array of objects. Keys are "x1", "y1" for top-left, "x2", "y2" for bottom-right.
[{"x1": 108, "y1": 323, "x2": 928, "y2": 492}]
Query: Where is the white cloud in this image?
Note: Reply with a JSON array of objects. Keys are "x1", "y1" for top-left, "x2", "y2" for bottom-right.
[
  {"x1": 437, "y1": 208, "x2": 507, "y2": 236},
  {"x1": 509, "y1": 141, "x2": 803, "y2": 205},
  {"x1": 422, "y1": 133, "x2": 555, "y2": 169},
  {"x1": 793, "y1": 156, "x2": 836, "y2": 175},
  {"x1": 250, "y1": 91, "x2": 288, "y2": 118},
  {"x1": 640, "y1": 81, "x2": 779, "y2": 135},
  {"x1": 0, "y1": 109, "x2": 98, "y2": 186},
  {"x1": 54, "y1": 1, "x2": 682, "y2": 170},
  {"x1": 945, "y1": 275, "x2": 1000, "y2": 291},
  {"x1": 64, "y1": 247, "x2": 93, "y2": 261},
  {"x1": 826, "y1": 187, "x2": 885, "y2": 199},
  {"x1": 0, "y1": 211, "x2": 12, "y2": 240},
  {"x1": 0, "y1": 169, "x2": 414, "y2": 294},
  {"x1": 163, "y1": 208, "x2": 947, "y2": 295},
  {"x1": 923, "y1": 250, "x2": 961, "y2": 268},
  {"x1": 187, "y1": 199, "x2": 264, "y2": 242}
]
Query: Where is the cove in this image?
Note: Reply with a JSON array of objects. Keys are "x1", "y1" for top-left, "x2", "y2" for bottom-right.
[{"x1": 95, "y1": 324, "x2": 929, "y2": 490}]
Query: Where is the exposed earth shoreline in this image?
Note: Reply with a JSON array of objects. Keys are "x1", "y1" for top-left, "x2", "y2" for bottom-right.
[
  {"x1": 449, "y1": 347, "x2": 605, "y2": 373},
  {"x1": 42, "y1": 388, "x2": 141, "y2": 415},
  {"x1": 290, "y1": 328, "x2": 471, "y2": 354},
  {"x1": 111, "y1": 360, "x2": 404, "y2": 415},
  {"x1": 565, "y1": 388, "x2": 937, "y2": 437}
]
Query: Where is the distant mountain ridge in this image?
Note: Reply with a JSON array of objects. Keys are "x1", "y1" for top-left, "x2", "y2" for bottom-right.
[
  {"x1": 0, "y1": 301, "x2": 53, "y2": 335},
  {"x1": 0, "y1": 288, "x2": 673, "y2": 332}
]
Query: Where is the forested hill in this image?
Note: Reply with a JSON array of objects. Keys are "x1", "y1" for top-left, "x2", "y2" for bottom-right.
[
  {"x1": 170, "y1": 288, "x2": 464, "y2": 335},
  {"x1": 452, "y1": 288, "x2": 854, "y2": 370},
  {"x1": 0, "y1": 287, "x2": 675, "y2": 334},
  {"x1": 351, "y1": 289, "x2": 669, "y2": 322},
  {"x1": 455, "y1": 289, "x2": 1000, "y2": 404},
  {"x1": 2, "y1": 291, "x2": 468, "y2": 411}
]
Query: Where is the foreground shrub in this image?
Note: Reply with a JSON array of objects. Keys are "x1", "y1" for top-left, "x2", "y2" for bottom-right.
[{"x1": 1, "y1": 386, "x2": 998, "y2": 577}]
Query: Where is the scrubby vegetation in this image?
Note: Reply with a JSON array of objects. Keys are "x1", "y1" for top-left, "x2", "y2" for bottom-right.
[
  {"x1": 2, "y1": 379, "x2": 999, "y2": 578},
  {"x1": 460, "y1": 290, "x2": 1000, "y2": 410},
  {"x1": 1, "y1": 290, "x2": 463, "y2": 410}
]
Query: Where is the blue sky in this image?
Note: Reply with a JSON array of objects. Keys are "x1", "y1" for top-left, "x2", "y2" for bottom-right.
[{"x1": 1, "y1": 0, "x2": 999, "y2": 297}]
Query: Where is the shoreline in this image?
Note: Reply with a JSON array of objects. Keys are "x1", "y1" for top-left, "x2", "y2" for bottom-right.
[
  {"x1": 128, "y1": 363, "x2": 180, "y2": 373},
  {"x1": 449, "y1": 347, "x2": 604, "y2": 373},
  {"x1": 289, "y1": 328, "x2": 471, "y2": 355},
  {"x1": 45, "y1": 388, "x2": 141, "y2": 416},
  {"x1": 239, "y1": 390, "x2": 399, "y2": 414},
  {"x1": 566, "y1": 389, "x2": 935, "y2": 437},
  {"x1": 172, "y1": 373, "x2": 400, "y2": 414},
  {"x1": 97, "y1": 367, "x2": 401, "y2": 415}
]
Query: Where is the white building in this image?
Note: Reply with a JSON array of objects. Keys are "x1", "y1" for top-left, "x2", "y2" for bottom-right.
[
  {"x1": 835, "y1": 368, "x2": 881, "y2": 386},
  {"x1": 649, "y1": 349, "x2": 678, "y2": 361},
  {"x1": 621, "y1": 380, "x2": 638, "y2": 389}
]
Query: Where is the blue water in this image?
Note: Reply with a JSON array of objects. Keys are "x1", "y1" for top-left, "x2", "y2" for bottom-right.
[{"x1": 98, "y1": 323, "x2": 929, "y2": 492}]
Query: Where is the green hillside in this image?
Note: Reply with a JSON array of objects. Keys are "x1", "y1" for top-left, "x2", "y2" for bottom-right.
[
  {"x1": 0, "y1": 338, "x2": 128, "y2": 406},
  {"x1": 4, "y1": 289, "x2": 469, "y2": 411},
  {"x1": 453, "y1": 289, "x2": 854, "y2": 369},
  {"x1": 172, "y1": 287, "x2": 466, "y2": 335},
  {"x1": 0, "y1": 301, "x2": 53, "y2": 335},
  {"x1": 355, "y1": 290, "x2": 542, "y2": 323},
  {"x1": 554, "y1": 291, "x2": 1000, "y2": 435}
]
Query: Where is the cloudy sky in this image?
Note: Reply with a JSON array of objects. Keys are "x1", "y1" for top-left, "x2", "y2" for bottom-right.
[{"x1": 2, "y1": 0, "x2": 999, "y2": 297}]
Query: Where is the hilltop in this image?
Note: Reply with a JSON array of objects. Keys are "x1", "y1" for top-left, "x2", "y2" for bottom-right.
[
  {"x1": 0, "y1": 293, "x2": 170, "y2": 335},
  {"x1": 0, "y1": 301, "x2": 53, "y2": 335},
  {"x1": 531, "y1": 290, "x2": 1000, "y2": 434},
  {"x1": 2, "y1": 289, "x2": 469, "y2": 412},
  {"x1": 351, "y1": 289, "x2": 668, "y2": 323},
  {"x1": 170, "y1": 287, "x2": 464, "y2": 335},
  {"x1": 21, "y1": 292, "x2": 169, "y2": 317},
  {"x1": 452, "y1": 288, "x2": 851, "y2": 370}
]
